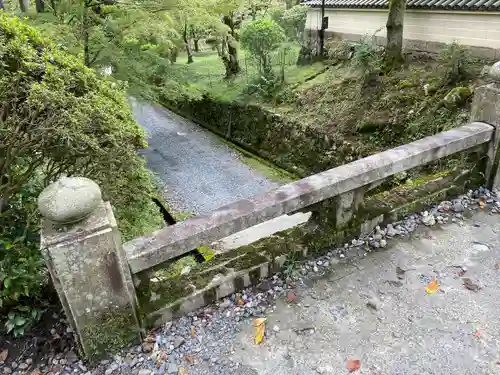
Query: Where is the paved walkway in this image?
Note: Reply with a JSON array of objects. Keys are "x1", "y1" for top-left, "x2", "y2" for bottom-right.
[
  {"x1": 227, "y1": 210, "x2": 500, "y2": 375},
  {"x1": 129, "y1": 98, "x2": 280, "y2": 215}
]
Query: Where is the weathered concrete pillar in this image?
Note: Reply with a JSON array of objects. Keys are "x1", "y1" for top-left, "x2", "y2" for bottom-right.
[
  {"x1": 38, "y1": 177, "x2": 141, "y2": 360},
  {"x1": 471, "y1": 61, "x2": 500, "y2": 192}
]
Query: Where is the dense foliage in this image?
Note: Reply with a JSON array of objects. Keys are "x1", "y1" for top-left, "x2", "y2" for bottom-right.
[
  {"x1": 0, "y1": 13, "x2": 163, "y2": 335},
  {"x1": 241, "y1": 18, "x2": 285, "y2": 76}
]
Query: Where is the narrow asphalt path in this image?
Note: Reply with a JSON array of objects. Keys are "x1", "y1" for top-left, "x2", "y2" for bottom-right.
[{"x1": 129, "y1": 98, "x2": 281, "y2": 215}]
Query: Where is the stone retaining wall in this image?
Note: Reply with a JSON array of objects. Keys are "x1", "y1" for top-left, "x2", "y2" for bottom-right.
[{"x1": 162, "y1": 96, "x2": 347, "y2": 177}]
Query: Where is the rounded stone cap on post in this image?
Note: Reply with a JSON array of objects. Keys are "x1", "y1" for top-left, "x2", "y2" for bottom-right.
[
  {"x1": 38, "y1": 177, "x2": 102, "y2": 224},
  {"x1": 488, "y1": 61, "x2": 500, "y2": 82}
]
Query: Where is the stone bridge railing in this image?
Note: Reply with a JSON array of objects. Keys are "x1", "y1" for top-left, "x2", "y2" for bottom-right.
[{"x1": 38, "y1": 75, "x2": 500, "y2": 359}]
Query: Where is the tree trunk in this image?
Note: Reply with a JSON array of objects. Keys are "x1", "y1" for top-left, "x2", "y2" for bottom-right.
[
  {"x1": 183, "y1": 23, "x2": 193, "y2": 64},
  {"x1": 193, "y1": 39, "x2": 199, "y2": 53},
  {"x1": 83, "y1": 7, "x2": 91, "y2": 67},
  {"x1": 222, "y1": 15, "x2": 241, "y2": 77},
  {"x1": 0, "y1": 0, "x2": 5, "y2": 11},
  {"x1": 19, "y1": 0, "x2": 29, "y2": 12},
  {"x1": 50, "y1": 0, "x2": 56, "y2": 15},
  {"x1": 35, "y1": 0, "x2": 44, "y2": 13},
  {"x1": 385, "y1": 0, "x2": 406, "y2": 66}
]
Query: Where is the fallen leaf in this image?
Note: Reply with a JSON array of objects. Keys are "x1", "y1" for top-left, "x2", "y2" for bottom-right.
[
  {"x1": 396, "y1": 266, "x2": 406, "y2": 280},
  {"x1": 463, "y1": 278, "x2": 481, "y2": 292},
  {"x1": 385, "y1": 280, "x2": 403, "y2": 287},
  {"x1": 286, "y1": 290, "x2": 298, "y2": 303},
  {"x1": 30, "y1": 370, "x2": 42, "y2": 375},
  {"x1": 479, "y1": 199, "x2": 486, "y2": 209},
  {"x1": 191, "y1": 326, "x2": 195, "y2": 337},
  {"x1": 425, "y1": 279, "x2": 439, "y2": 294},
  {"x1": 347, "y1": 359, "x2": 361, "y2": 372},
  {"x1": 236, "y1": 294, "x2": 245, "y2": 306},
  {"x1": 178, "y1": 367, "x2": 188, "y2": 375},
  {"x1": 457, "y1": 267, "x2": 467, "y2": 277},
  {"x1": 495, "y1": 263, "x2": 500, "y2": 270},
  {"x1": 183, "y1": 354, "x2": 196, "y2": 364},
  {"x1": 0, "y1": 349, "x2": 8, "y2": 361},
  {"x1": 141, "y1": 342, "x2": 154, "y2": 353},
  {"x1": 253, "y1": 318, "x2": 266, "y2": 345}
]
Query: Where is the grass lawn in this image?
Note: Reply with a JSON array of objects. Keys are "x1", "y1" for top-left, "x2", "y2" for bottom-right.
[{"x1": 171, "y1": 42, "x2": 325, "y2": 102}]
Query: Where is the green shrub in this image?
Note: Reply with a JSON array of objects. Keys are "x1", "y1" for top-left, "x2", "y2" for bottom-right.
[
  {"x1": 351, "y1": 37, "x2": 383, "y2": 85},
  {"x1": 240, "y1": 18, "x2": 286, "y2": 78},
  {"x1": 0, "y1": 13, "x2": 162, "y2": 335},
  {"x1": 439, "y1": 42, "x2": 474, "y2": 85}
]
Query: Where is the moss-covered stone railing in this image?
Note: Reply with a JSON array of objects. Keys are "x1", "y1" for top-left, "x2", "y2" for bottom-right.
[{"x1": 38, "y1": 75, "x2": 500, "y2": 359}]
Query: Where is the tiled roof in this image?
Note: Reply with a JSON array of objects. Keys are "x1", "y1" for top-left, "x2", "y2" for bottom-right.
[{"x1": 303, "y1": 0, "x2": 500, "y2": 11}]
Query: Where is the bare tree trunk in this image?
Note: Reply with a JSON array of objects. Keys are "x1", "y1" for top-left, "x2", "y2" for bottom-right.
[
  {"x1": 222, "y1": 15, "x2": 240, "y2": 78},
  {"x1": 385, "y1": 0, "x2": 406, "y2": 66},
  {"x1": 50, "y1": 0, "x2": 56, "y2": 15},
  {"x1": 193, "y1": 39, "x2": 199, "y2": 53},
  {"x1": 36, "y1": 0, "x2": 45, "y2": 13},
  {"x1": 83, "y1": 7, "x2": 91, "y2": 66},
  {"x1": 19, "y1": 0, "x2": 29, "y2": 12},
  {"x1": 183, "y1": 23, "x2": 194, "y2": 64}
]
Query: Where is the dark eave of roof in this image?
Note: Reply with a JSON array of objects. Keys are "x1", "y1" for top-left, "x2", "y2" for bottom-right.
[{"x1": 303, "y1": 0, "x2": 500, "y2": 11}]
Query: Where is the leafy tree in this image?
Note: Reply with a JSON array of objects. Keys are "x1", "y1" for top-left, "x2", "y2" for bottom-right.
[
  {"x1": 0, "y1": 13, "x2": 162, "y2": 333},
  {"x1": 385, "y1": 0, "x2": 406, "y2": 66},
  {"x1": 244, "y1": 0, "x2": 272, "y2": 20},
  {"x1": 240, "y1": 18, "x2": 285, "y2": 77},
  {"x1": 275, "y1": 3, "x2": 307, "y2": 41}
]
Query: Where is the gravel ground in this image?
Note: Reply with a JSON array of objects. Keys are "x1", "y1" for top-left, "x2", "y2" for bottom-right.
[
  {"x1": 3, "y1": 187, "x2": 500, "y2": 375},
  {"x1": 128, "y1": 98, "x2": 281, "y2": 215}
]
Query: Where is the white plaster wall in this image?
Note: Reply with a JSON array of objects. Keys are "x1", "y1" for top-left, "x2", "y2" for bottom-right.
[{"x1": 306, "y1": 8, "x2": 500, "y2": 49}]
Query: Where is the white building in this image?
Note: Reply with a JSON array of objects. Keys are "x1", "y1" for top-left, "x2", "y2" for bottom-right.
[{"x1": 304, "y1": 0, "x2": 500, "y2": 58}]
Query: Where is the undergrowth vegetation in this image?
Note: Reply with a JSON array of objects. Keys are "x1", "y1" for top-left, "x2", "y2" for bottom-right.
[
  {"x1": 278, "y1": 39, "x2": 485, "y2": 157},
  {"x1": 0, "y1": 14, "x2": 163, "y2": 336}
]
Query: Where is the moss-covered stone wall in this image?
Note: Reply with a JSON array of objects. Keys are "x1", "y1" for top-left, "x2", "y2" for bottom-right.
[{"x1": 162, "y1": 95, "x2": 353, "y2": 176}]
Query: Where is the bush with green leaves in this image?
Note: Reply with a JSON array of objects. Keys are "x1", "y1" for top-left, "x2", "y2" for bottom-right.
[
  {"x1": 439, "y1": 42, "x2": 474, "y2": 86},
  {"x1": 240, "y1": 18, "x2": 286, "y2": 78},
  {"x1": 0, "y1": 13, "x2": 163, "y2": 335},
  {"x1": 350, "y1": 37, "x2": 383, "y2": 85}
]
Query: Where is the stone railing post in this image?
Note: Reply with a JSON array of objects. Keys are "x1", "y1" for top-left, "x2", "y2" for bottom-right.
[
  {"x1": 38, "y1": 177, "x2": 141, "y2": 360},
  {"x1": 471, "y1": 61, "x2": 500, "y2": 192}
]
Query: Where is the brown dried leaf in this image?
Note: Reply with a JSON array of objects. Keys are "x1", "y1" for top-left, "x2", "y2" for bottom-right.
[
  {"x1": 253, "y1": 318, "x2": 266, "y2": 345},
  {"x1": 191, "y1": 326, "x2": 195, "y2": 337},
  {"x1": 236, "y1": 294, "x2": 245, "y2": 306},
  {"x1": 463, "y1": 278, "x2": 481, "y2": 292},
  {"x1": 183, "y1": 354, "x2": 196, "y2": 364},
  {"x1": 495, "y1": 263, "x2": 500, "y2": 270},
  {"x1": 144, "y1": 335, "x2": 156, "y2": 343},
  {"x1": 142, "y1": 342, "x2": 154, "y2": 353},
  {"x1": 347, "y1": 359, "x2": 361, "y2": 372},
  {"x1": 0, "y1": 349, "x2": 8, "y2": 361},
  {"x1": 479, "y1": 199, "x2": 486, "y2": 209},
  {"x1": 178, "y1": 367, "x2": 188, "y2": 375}
]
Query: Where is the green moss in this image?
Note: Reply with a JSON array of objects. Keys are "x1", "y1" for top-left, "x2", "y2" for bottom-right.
[
  {"x1": 79, "y1": 309, "x2": 139, "y2": 361},
  {"x1": 397, "y1": 80, "x2": 413, "y2": 89},
  {"x1": 240, "y1": 155, "x2": 297, "y2": 183}
]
